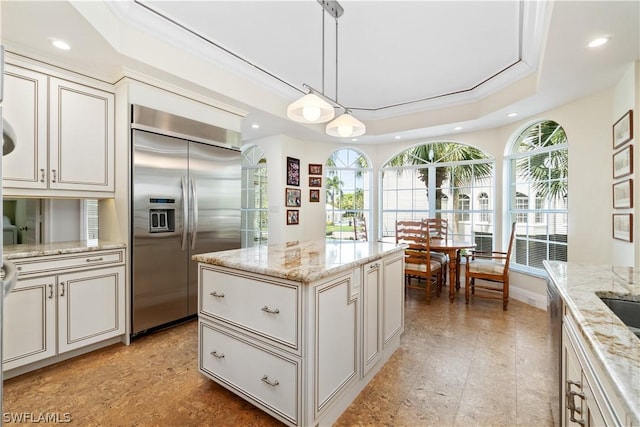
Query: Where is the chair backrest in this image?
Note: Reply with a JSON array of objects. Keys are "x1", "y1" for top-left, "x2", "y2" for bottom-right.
[
  {"x1": 353, "y1": 216, "x2": 368, "y2": 241},
  {"x1": 396, "y1": 220, "x2": 432, "y2": 274},
  {"x1": 504, "y1": 221, "x2": 517, "y2": 270},
  {"x1": 424, "y1": 218, "x2": 448, "y2": 240}
]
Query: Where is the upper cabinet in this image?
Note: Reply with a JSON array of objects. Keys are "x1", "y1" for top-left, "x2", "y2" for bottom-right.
[{"x1": 3, "y1": 63, "x2": 115, "y2": 197}]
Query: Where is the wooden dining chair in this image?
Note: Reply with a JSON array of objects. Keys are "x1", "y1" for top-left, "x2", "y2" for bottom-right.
[
  {"x1": 396, "y1": 220, "x2": 443, "y2": 303},
  {"x1": 353, "y1": 216, "x2": 368, "y2": 241},
  {"x1": 463, "y1": 222, "x2": 516, "y2": 310},
  {"x1": 423, "y1": 218, "x2": 450, "y2": 283}
]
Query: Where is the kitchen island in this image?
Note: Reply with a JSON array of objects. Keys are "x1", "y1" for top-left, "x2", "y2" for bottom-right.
[
  {"x1": 193, "y1": 239, "x2": 405, "y2": 427},
  {"x1": 544, "y1": 261, "x2": 639, "y2": 426}
]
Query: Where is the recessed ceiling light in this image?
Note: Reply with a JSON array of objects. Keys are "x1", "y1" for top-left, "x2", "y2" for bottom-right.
[
  {"x1": 251, "y1": 123, "x2": 260, "y2": 129},
  {"x1": 454, "y1": 126, "x2": 463, "y2": 131},
  {"x1": 588, "y1": 37, "x2": 609, "y2": 48},
  {"x1": 507, "y1": 112, "x2": 518, "y2": 118},
  {"x1": 394, "y1": 135, "x2": 401, "y2": 140},
  {"x1": 51, "y1": 39, "x2": 70, "y2": 50},
  {"x1": 351, "y1": 138, "x2": 358, "y2": 142}
]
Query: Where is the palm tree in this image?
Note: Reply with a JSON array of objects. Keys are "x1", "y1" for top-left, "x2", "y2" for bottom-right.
[
  {"x1": 325, "y1": 175, "x2": 344, "y2": 209},
  {"x1": 387, "y1": 142, "x2": 493, "y2": 233}
]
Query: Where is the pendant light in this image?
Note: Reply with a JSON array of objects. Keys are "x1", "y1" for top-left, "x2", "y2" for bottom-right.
[
  {"x1": 286, "y1": 5, "x2": 335, "y2": 124},
  {"x1": 324, "y1": 4, "x2": 366, "y2": 138},
  {"x1": 325, "y1": 110, "x2": 366, "y2": 137},
  {"x1": 286, "y1": 1, "x2": 365, "y2": 137}
]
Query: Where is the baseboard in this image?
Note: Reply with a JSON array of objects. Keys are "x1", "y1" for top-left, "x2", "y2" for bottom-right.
[{"x1": 510, "y1": 286, "x2": 548, "y2": 311}]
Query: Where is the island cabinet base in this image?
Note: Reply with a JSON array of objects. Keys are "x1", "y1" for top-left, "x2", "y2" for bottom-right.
[{"x1": 197, "y1": 250, "x2": 404, "y2": 426}]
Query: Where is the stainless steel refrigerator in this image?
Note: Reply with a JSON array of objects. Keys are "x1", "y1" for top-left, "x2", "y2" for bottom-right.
[{"x1": 131, "y1": 105, "x2": 241, "y2": 336}]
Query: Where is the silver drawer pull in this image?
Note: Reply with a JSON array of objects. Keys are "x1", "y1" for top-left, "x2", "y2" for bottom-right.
[
  {"x1": 261, "y1": 375, "x2": 279, "y2": 387},
  {"x1": 210, "y1": 350, "x2": 225, "y2": 359},
  {"x1": 48, "y1": 284, "x2": 54, "y2": 299},
  {"x1": 40, "y1": 169, "x2": 45, "y2": 182},
  {"x1": 261, "y1": 305, "x2": 280, "y2": 315},
  {"x1": 60, "y1": 282, "x2": 65, "y2": 297},
  {"x1": 52, "y1": 169, "x2": 57, "y2": 183},
  {"x1": 86, "y1": 257, "x2": 104, "y2": 262},
  {"x1": 210, "y1": 291, "x2": 225, "y2": 298}
]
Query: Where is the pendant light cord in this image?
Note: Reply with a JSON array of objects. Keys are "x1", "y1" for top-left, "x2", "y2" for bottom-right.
[{"x1": 335, "y1": 16, "x2": 339, "y2": 103}]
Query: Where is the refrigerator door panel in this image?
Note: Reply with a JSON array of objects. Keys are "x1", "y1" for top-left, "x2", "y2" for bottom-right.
[
  {"x1": 187, "y1": 141, "x2": 241, "y2": 315},
  {"x1": 132, "y1": 130, "x2": 189, "y2": 334}
]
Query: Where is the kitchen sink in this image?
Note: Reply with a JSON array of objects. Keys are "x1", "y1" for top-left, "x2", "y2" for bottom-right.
[{"x1": 599, "y1": 297, "x2": 640, "y2": 338}]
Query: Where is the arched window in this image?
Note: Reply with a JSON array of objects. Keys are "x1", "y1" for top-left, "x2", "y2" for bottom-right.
[
  {"x1": 325, "y1": 148, "x2": 371, "y2": 240},
  {"x1": 381, "y1": 142, "x2": 494, "y2": 245},
  {"x1": 241, "y1": 145, "x2": 267, "y2": 247},
  {"x1": 507, "y1": 120, "x2": 568, "y2": 272}
]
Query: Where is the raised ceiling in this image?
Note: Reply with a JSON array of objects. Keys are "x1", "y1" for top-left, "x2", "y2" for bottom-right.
[{"x1": 1, "y1": 1, "x2": 639, "y2": 144}]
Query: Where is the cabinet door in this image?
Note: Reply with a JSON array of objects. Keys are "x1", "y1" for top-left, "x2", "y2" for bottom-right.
[
  {"x1": 382, "y1": 254, "x2": 404, "y2": 346},
  {"x1": 2, "y1": 66, "x2": 48, "y2": 189},
  {"x1": 362, "y1": 260, "x2": 382, "y2": 376},
  {"x1": 3, "y1": 275, "x2": 57, "y2": 370},
  {"x1": 49, "y1": 78, "x2": 114, "y2": 192},
  {"x1": 57, "y1": 265, "x2": 125, "y2": 353},
  {"x1": 563, "y1": 333, "x2": 586, "y2": 426}
]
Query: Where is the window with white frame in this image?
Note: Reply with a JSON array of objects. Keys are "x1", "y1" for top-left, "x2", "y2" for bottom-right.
[
  {"x1": 241, "y1": 146, "x2": 268, "y2": 247},
  {"x1": 479, "y1": 192, "x2": 490, "y2": 223},
  {"x1": 507, "y1": 120, "x2": 568, "y2": 272},
  {"x1": 325, "y1": 148, "x2": 371, "y2": 240},
  {"x1": 381, "y1": 142, "x2": 494, "y2": 247}
]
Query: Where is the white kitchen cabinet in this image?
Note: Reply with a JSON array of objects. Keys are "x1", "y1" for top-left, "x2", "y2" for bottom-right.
[
  {"x1": 362, "y1": 259, "x2": 383, "y2": 376},
  {"x1": 2, "y1": 275, "x2": 57, "y2": 371},
  {"x1": 3, "y1": 249, "x2": 126, "y2": 373},
  {"x1": 562, "y1": 314, "x2": 622, "y2": 427},
  {"x1": 2, "y1": 63, "x2": 115, "y2": 197},
  {"x1": 382, "y1": 252, "x2": 404, "y2": 346},
  {"x1": 2, "y1": 64, "x2": 48, "y2": 189},
  {"x1": 197, "y1": 248, "x2": 404, "y2": 427}
]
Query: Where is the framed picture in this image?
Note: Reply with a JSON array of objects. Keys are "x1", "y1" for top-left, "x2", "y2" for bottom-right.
[
  {"x1": 285, "y1": 188, "x2": 301, "y2": 207},
  {"x1": 613, "y1": 213, "x2": 633, "y2": 242},
  {"x1": 286, "y1": 209, "x2": 299, "y2": 225},
  {"x1": 309, "y1": 164, "x2": 323, "y2": 175},
  {"x1": 613, "y1": 145, "x2": 633, "y2": 178},
  {"x1": 613, "y1": 110, "x2": 633, "y2": 148},
  {"x1": 613, "y1": 179, "x2": 633, "y2": 209},
  {"x1": 309, "y1": 176, "x2": 322, "y2": 187},
  {"x1": 309, "y1": 189, "x2": 320, "y2": 202},
  {"x1": 286, "y1": 156, "x2": 300, "y2": 186}
]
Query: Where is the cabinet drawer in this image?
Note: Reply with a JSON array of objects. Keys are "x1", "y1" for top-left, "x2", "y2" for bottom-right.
[
  {"x1": 199, "y1": 267, "x2": 300, "y2": 352},
  {"x1": 14, "y1": 250, "x2": 124, "y2": 276},
  {"x1": 199, "y1": 321, "x2": 299, "y2": 426}
]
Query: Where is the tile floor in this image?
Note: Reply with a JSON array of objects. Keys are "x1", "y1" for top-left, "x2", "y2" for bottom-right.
[{"x1": 3, "y1": 288, "x2": 554, "y2": 426}]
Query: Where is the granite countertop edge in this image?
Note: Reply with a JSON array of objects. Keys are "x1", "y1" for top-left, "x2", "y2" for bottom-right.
[
  {"x1": 3, "y1": 240, "x2": 127, "y2": 260},
  {"x1": 543, "y1": 260, "x2": 640, "y2": 424},
  {"x1": 193, "y1": 240, "x2": 405, "y2": 284}
]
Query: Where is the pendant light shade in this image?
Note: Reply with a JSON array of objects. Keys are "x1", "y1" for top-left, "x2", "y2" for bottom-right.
[
  {"x1": 287, "y1": 93, "x2": 335, "y2": 124},
  {"x1": 325, "y1": 112, "x2": 366, "y2": 138}
]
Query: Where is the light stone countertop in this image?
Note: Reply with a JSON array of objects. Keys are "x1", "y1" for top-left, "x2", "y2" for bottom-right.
[
  {"x1": 192, "y1": 239, "x2": 405, "y2": 284},
  {"x1": 2, "y1": 240, "x2": 127, "y2": 260},
  {"x1": 544, "y1": 261, "x2": 640, "y2": 424}
]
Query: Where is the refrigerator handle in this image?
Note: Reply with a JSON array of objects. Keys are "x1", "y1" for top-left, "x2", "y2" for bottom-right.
[
  {"x1": 190, "y1": 177, "x2": 199, "y2": 250},
  {"x1": 181, "y1": 176, "x2": 188, "y2": 251}
]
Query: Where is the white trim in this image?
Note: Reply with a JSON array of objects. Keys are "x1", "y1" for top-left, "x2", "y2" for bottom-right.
[{"x1": 510, "y1": 285, "x2": 547, "y2": 311}]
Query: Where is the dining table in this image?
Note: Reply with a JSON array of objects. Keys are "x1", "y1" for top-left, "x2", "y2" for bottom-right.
[{"x1": 429, "y1": 238, "x2": 476, "y2": 302}]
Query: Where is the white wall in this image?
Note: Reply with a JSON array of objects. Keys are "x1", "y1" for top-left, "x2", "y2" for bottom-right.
[{"x1": 612, "y1": 62, "x2": 637, "y2": 267}]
